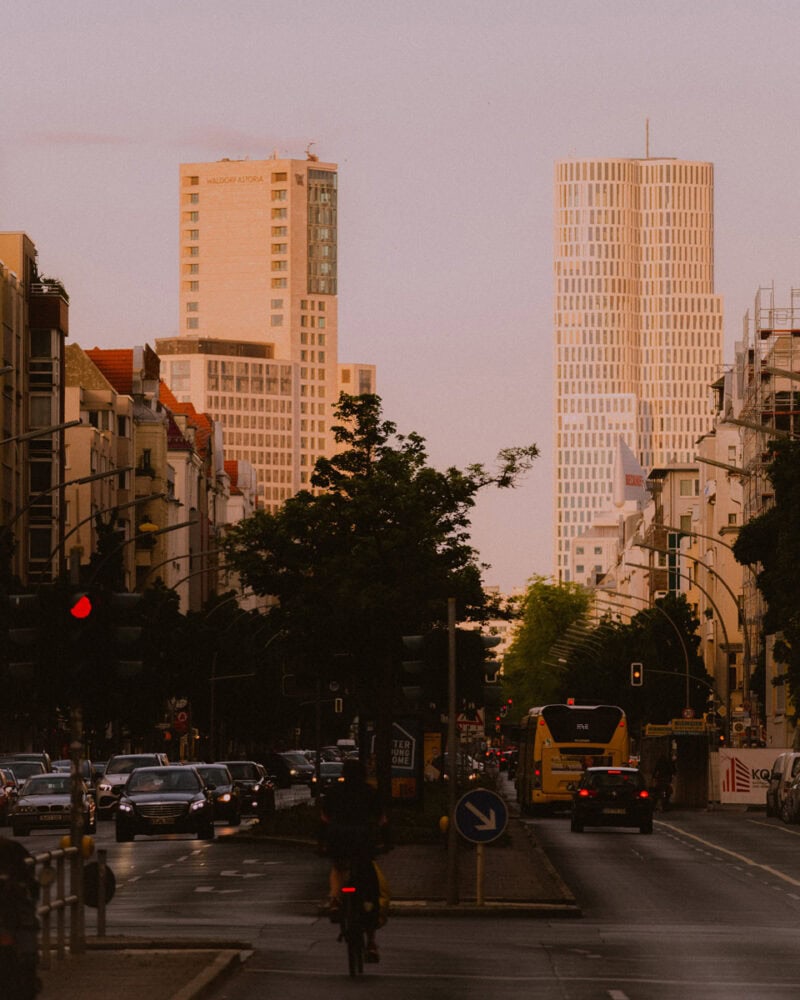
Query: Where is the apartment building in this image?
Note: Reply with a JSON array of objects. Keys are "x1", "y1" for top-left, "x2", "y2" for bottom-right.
[
  {"x1": 156, "y1": 152, "x2": 374, "y2": 513},
  {"x1": 553, "y1": 158, "x2": 723, "y2": 582},
  {"x1": 0, "y1": 233, "x2": 70, "y2": 585}
]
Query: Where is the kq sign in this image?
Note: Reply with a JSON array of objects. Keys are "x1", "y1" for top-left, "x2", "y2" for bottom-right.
[{"x1": 718, "y1": 748, "x2": 775, "y2": 805}]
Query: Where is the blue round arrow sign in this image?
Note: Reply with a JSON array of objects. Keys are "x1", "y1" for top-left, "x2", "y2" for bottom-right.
[{"x1": 453, "y1": 788, "x2": 508, "y2": 844}]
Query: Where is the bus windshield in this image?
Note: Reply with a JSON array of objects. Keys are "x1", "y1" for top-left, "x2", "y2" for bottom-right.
[{"x1": 540, "y1": 704, "x2": 624, "y2": 744}]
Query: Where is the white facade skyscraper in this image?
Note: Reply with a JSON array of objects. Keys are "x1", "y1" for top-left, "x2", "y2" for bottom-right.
[{"x1": 553, "y1": 157, "x2": 723, "y2": 582}]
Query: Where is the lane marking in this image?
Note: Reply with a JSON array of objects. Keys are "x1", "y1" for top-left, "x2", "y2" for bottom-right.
[
  {"x1": 608, "y1": 992, "x2": 630, "y2": 999},
  {"x1": 659, "y1": 821, "x2": 800, "y2": 888}
]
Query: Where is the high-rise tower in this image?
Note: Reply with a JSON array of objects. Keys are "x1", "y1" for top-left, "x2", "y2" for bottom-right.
[
  {"x1": 553, "y1": 157, "x2": 723, "y2": 582},
  {"x1": 157, "y1": 153, "x2": 374, "y2": 511}
]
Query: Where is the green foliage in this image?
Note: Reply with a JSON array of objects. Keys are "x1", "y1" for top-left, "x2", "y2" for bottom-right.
[
  {"x1": 734, "y1": 439, "x2": 800, "y2": 719},
  {"x1": 221, "y1": 393, "x2": 539, "y2": 797},
  {"x1": 501, "y1": 578, "x2": 590, "y2": 717},
  {"x1": 557, "y1": 594, "x2": 712, "y2": 736}
]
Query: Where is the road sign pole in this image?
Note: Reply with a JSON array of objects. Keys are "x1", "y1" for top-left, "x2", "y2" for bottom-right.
[{"x1": 476, "y1": 843, "x2": 485, "y2": 906}]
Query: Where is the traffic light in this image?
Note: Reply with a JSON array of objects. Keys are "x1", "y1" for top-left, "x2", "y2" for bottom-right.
[
  {"x1": 630, "y1": 662, "x2": 643, "y2": 686},
  {"x1": 109, "y1": 592, "x2": 144, "y2": 677},
  {"x1": 400, "y1": 634, "x2": 426, "y2": 706},
  {"x1": 6, "y1": 594, "x2": 41, "y2": 679}
]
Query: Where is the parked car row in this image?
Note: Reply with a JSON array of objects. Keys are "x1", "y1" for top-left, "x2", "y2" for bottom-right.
[{"x1": 766, "y1": 750, "x2": 800, "y2": 823}]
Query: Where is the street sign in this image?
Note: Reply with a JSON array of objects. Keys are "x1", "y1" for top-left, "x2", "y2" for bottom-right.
[
  {"x1": 456, "y1": 708, "x2": 484, "y2": 731},
  {"x1": 453, "y1": 788, "x2": 508, "y2": 844}
]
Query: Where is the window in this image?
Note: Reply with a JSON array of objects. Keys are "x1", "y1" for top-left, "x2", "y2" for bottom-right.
[
  {"x1": 271, "y1": 243, "x2": 288, "y2": 253},
  {"x1": 188, "y1": 229, "x2": 199, "y2": 240},
  {"x1": 270, "y1": 315, "x2": 283, "y2": 326},
  {"x1": 680, "y1": 513, "x2": 692, "y2": 533},
  {"x1": 186, "y1": 175, "x2": 199, "y2": 185},
  {"x1": 271, "y1": 172, "x2": 287, "y2": 182},
  {"x1": 189, "y1": 193, "x2": 199, "y2": 204},
  {"x1": 188, "y1": 281, "x2": 199, "y2": 291},
  {"x1": 271, "y1": 260, "x2": 287, "y2": 271},
  {"x1": 270, "y1": 299, "x2": 284, "y2": 309},
  {"x1": 271, "y1": 208, "x2": 287, "y2": 219},
  {"x1": 679, "y1": 479, "x2": 694, "y2": 496},
  {"x1": 271, "y1": 278, "x2": 287, "y2": 288},
  {"x1": 272, "y1": 226, "x2": 287, "y2": 236},
  {"x1": 271, "y1": 190, "x2": 287, "y2": 202},
  {"x1": 189, "y1": 264, "x2": 199, "y2": 274},
  {"x1": 186, "y1": 301, "x2": 198, "y2": 311},
  {"x1": 188, "y1": 212, "x2": 199, "y2": 222},
  {"x1": 189, "y1": 246, "x2": 199, "y2": 257},
  {"x1": 186, "y1": 317, "x2": 199, "y2": 329}
]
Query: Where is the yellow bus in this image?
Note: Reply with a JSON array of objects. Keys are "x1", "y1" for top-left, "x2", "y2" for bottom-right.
[{"x1": 515, "y1": 704, "x2": 631, "y2": 814}]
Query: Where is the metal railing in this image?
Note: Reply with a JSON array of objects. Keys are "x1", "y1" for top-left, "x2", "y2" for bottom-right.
[{"x1": 26, "y1": 845, "x2": 84, "y2": 969}]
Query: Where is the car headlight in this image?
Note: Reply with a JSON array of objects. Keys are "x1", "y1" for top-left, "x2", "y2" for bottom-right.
[
  {"x1": 98, "y1": 783, "x2": 112, "y2": 793},
  {"x1": 190, "y1": 799, "x2": 207, "y2": 812},
  {"x1": 289, "y1": 768, "x2": 298, "y2": 777},
  {"x1": 117, "y1": 801, "x2": 133, "y2": 813},
  {"x1": 218, "y1": 793, "x2": 231, "y2": 803}
]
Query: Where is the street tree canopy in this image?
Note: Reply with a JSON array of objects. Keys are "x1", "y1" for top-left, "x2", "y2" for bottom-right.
[
  {"x1": 733, "y1": 439, "x2": 800, "y2": 718},
  {"x1": 221, "y1": 393, "x2": 539, "y2": 798}
]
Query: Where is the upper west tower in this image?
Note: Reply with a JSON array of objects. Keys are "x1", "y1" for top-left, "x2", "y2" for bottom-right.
[
  {"x1": 552, "y1": 157, "x2": 723, "y2": 582},
  {"x1": 179, "y1": 153, "x2": 338, "y2": 360}
]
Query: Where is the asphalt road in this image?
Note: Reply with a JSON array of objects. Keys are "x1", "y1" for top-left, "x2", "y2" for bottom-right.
[{"x1": 12, "y1": 793, "x2": 800, "y2": 998}]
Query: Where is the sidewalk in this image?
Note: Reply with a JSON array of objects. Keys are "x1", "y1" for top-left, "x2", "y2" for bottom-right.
[{"x1": 38, "y1": 786, "x2": 577, "y2": 999}]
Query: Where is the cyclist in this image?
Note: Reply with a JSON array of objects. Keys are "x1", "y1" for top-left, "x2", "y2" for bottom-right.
[{"x1": 319, "y1": 758, "x2": 389, "y2": 961}]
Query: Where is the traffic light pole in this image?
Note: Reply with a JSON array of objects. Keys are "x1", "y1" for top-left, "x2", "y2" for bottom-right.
[{"x1": 446, "y1": 597, "x2": 459, "y2": 906}]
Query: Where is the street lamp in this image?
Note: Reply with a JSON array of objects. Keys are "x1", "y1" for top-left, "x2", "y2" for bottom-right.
[{"x1": 0, "y1": 418, "x2": 82, "y2": 448}]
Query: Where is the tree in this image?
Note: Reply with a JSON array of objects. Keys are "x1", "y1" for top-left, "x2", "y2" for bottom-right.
[
  {"x1": 496, "y1": 578, "x2": 590, "y2": 718},
  {"x1": 221, "y1": 393, "x2": 538, "y2": 804},
  {"x1": 734, "y1": 439, "x2": 800, "y2": 721},
  {"x1": 558, "y1": 594, "x2": 711, "y2": 735}
]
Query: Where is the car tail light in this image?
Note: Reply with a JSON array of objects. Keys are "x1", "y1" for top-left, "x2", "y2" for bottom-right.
[
  {"x1": 341, "y1": 886, "x2": 357, "y2": 894},
  {"x1": 638, "y1": 789, "x2": 650, "y2": 799},
  {"x1": 578, "y1": 788, "x2": 596, "y2": 798}
]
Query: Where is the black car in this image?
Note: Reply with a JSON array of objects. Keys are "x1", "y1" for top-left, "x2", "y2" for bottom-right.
[
  {"x1": 193, "y1": 763, "x2": 241, "y2": 825},
  {"x1": 267, "y1": 751, "x2": 316, "y2": 789},
  {"x1": 115, "y1": 766, "x2": 215, "y2": 841},
  {"x1": 216, "y1": 760, "x2": 276, "y2": 818},
  {"x1": 570, "y1": 766, "x2": 654, "y2": 834}
]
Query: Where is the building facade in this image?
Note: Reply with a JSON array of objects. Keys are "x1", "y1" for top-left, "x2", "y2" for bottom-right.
[
  {"x1": 156, "y1": 152, "x2": 374, "y2": 513},
  {"x1": 553, "y1": 158, "x2": 723, "y2": 582}
]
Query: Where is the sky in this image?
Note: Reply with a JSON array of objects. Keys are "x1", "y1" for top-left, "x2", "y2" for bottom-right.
[{"x1": 3, "y1": 0, "x2": 800, "y2": 593}]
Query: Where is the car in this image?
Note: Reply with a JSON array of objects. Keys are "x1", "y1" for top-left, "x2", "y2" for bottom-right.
[
  {"x1": 765, "y1": 751, "x2": 800, "y2": 819},
  {"x1": 570, "y1": 766, "x2": 653, "y2": 834},
  {"x1": 314, "y1": 760, "x2": 344, "y2": 795},
  {"x1": 266, "y1": 751, "x2": 315, "y2": 789},
  {"x1": 0, "y1": 770, "x2": 19, "y2": 824},
  {"x1": 115, "y1": 766, "x2": 215, "y2": 842},
  {"x1": 95, "y1": 753, "x2": 170, "y2": 818},
  {"x1": 10, "y1": 773, "x2": 96, "y2": 837},
  {"x1": 0, "y1": 752, "x2": 52, "y2": 773},
  {"x1": 193, "y1": 763, "x2": 241, "y2": 825},
  {"x1": 3, "y1": 761, "x2": 46, "y2": 784},
  {"x1": 51, "y1": 759, "x2": 97, "y2": 789},
  {"x1": 424, "y1": 753, "x2": 482, "y2": 784},
  {"x1": 216, "y1": 760, "x2": 276, "y2": 818}
]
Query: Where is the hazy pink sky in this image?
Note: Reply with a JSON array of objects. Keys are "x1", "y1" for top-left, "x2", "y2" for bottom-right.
[{"x1": 3, "y1": 1, "x2": 800, "y2": 591}]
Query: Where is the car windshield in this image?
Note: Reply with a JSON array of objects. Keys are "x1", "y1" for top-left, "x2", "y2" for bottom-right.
[
  {"x1": 224, "y1": 763, "x2": 258, "y2": 780},
  {"x1": 281, "y1": 753, "x2": 308, "y2": 765},
  {"x1": 128, "y1": 770, "x2": 200, "y2": 793},
  {"x1": 107, "y1": 756, "x2": 158, "y2": 775},
  {"x1": 196, "y1": 767, "x2": 229, "y2": 784},
  {"x1": 9, "y1": 762, "x2": 45, "y2": 779},
  {"x1": 23, "y1": 776, "x2": 71, "y2": 796}
]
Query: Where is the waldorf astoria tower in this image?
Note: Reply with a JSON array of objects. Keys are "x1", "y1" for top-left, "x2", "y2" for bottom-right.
[
  {"x1": 553, "y1": 157, "x2": 723, "y2": 581},
  {"x1": 157, "y1": 153, "x2": 375, "y2": 511}
]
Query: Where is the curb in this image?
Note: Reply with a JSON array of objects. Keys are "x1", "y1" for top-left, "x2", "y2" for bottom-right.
[
  {"x1": 170, "y1": 950, "x2": 250, "y2": 1000},
  {"x1": 389, "y1": 900, "x2": 581, "y2": 918}
]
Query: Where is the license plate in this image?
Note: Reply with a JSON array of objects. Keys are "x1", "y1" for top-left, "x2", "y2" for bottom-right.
[
  {"x1": 602, "y1": 808, "x2": 626, "y2": 815},
  {"x1": 41, "y1": 814, "x2": 68, "y2": 822},
  {"x1": 150, "y1": 817, "x2": 174, "y2": 825}
]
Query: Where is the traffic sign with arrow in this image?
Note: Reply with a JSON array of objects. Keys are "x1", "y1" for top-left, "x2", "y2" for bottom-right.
[{"x1": 453, "y1": 788, "x2": 508, "y2": 845}]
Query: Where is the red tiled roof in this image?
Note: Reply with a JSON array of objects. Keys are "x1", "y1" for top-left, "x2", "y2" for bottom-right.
[
  {"x1": 86, "y1": 348, "x2": 135, "y2": 394},
  {"x1": 160, "y1": 381, "x2": 213, "y2": 458}
]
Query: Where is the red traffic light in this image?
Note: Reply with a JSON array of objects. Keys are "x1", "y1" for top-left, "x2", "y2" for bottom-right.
[{"x1": 70, "y1": 594, "x2": 93, "y2": 620}]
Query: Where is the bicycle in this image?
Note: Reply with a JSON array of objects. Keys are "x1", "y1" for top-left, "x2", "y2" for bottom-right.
[{"x1": 332, "y1": 851, "x2": 382, "y2": 977}]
